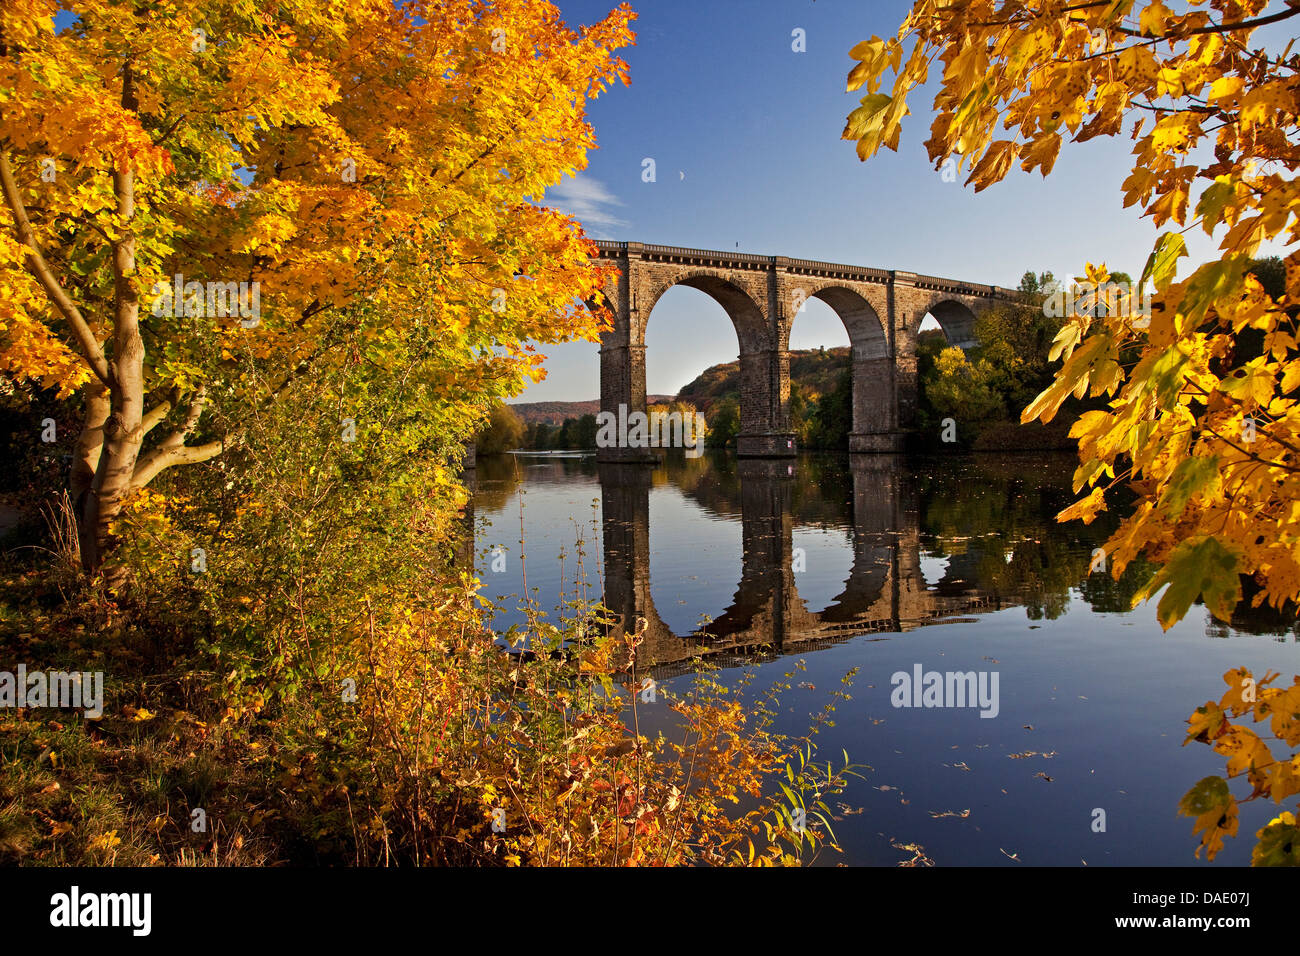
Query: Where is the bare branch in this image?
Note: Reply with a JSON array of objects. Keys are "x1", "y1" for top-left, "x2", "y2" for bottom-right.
[
  {"x1": 129, "y1": 436, "x2": 227, "y2": 495},
  {"x1": 140, "y1": 396, "x2": 176, "y2": 436}
]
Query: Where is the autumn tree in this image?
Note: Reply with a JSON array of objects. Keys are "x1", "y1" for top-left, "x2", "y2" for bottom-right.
[
  {"x1": 476, "y1": 402, "x2": 525, "y2": 456},
  {"x1": 1, "y1": 0, "x2": 633, "y2": 578}
]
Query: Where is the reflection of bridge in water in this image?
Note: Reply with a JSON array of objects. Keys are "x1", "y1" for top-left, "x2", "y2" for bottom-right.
[{"x1": 599, "y1": 456, "x2": 1006, "y2": 676}]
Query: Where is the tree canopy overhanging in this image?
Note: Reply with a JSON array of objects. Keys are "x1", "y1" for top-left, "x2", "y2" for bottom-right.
[{"x1": 844, "y1": 0, "x2": 1300, "y2": 629}]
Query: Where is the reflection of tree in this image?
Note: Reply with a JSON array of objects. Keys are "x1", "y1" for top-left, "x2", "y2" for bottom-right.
[
  {"x1": 913, "y1": 454, "x2": 1115, "y2": 620},
  {"x1": 1078, "y1": 558, "x2": 1154, "y2": 614},
  {"x1": 654, "y1": 449, "x2": 718, "y2": 491},
  {"x1": 476, "y1": 454, "x2": 599, "y2": 514},
  {"x1": 788, "y1": 454, "x2": 854, "y2": 527},
  {"x1": 671, "y1": 452, "x2": 855, "y2": 528},
  {"x1": 472, "y1": 454, "x2": 524, "y2": 514},
  {"x1": 970, "y1": 539, "x2": 1084, "y2": 621},
  {"x1": 916, "y1": 454, "x2": 1083, "y2": 547},
  {"x1": 1205, "y1": 577, "x2": 1300, "y2": 638}
]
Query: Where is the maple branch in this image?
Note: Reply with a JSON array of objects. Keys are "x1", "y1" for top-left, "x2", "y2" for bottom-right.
[
  {"x1": 151, "y1": 111, "x2": 189, "y2": 148},
  {"x1": 129, "y1": 386, "x2": 222, "y2": 493},
  {"x1": 1112, "y1": 5, "x2": 1300, "y2": 39},
  {"x1": 1198, "y1": 423, "x2": 1299, "y2": 473},
  {"x1": 140, "y1": 394, "x2": 177, "y2": 436},
  {"x1": 0, "y1": 147, "x2": 111, "y2": 386},
  {"x1": 945, "y1": 0, "x2": 1299, "y2": 45},
  {"x1": 1129, "y1": 98, "x2": 1218, "y2": 115},
  {"x1": 128, "y1": 437, "x2": 227, "y2": 494},
  {"x1": 960, "y1": 0, "x2": 1113, "y2": 29},
  {"x1": 160, "y1": 384, "x2": 208, "y2": 450},
  {"x1": 1183, "y1": 378, "x2": 1300, "y2": 460}
]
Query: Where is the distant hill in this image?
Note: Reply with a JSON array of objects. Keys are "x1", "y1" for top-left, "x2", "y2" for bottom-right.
[
  {"x1": 509, "y1": 396, "x2": 675, "y2": 425},
  {"x1": 677, "y1": 347, "x2": 851, "y2": 414}
]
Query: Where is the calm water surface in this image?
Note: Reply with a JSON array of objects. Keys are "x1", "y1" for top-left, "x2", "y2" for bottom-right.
[{"x1": 470, "y1": 451, "x2": 1300, "y2": 867}]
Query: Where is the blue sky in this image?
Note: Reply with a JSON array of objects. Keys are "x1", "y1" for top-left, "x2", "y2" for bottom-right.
[{"x1": 519, "y1": 0, "x2": 1276, "y2": 402}]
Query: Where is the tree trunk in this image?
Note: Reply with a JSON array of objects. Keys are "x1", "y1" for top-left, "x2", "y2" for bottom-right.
[
  {"x1": 71, "y1": 380, "x2": 110, "y2": 570},
  {"x1": 80, "y1": 67, "x2": 146, "y2": 583}
]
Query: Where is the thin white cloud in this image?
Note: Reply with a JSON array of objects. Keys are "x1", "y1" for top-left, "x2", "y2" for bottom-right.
[{"x1": 544, "y1": 174, "x2": 629, "y2": 238}]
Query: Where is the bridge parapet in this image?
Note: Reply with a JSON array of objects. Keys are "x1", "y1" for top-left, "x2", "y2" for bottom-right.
[{"x1": 592, "y1": 240, "x2": 1018, "y2": 297}]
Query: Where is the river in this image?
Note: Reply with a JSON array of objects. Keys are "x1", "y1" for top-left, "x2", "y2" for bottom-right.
[{"x1": 469, "y1": 450, "x2": 1300, "y2": 866}]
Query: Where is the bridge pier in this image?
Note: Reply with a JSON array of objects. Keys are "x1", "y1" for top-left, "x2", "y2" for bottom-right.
[
  {"x1": 735, "y1": 347, "x2": 797, "y2": 458},
  {"x1": 596, "y1": 339, "x2": 657, "y2": 463}
]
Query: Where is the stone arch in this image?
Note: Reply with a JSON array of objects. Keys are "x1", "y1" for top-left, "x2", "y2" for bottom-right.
[
  {"x1": 787, "y1": 283, "x2": 896, "y2": 448},
  {"x1": 640, "y1": 270, "x2": 770, "y2": 352},
  {"x1": 919, "y1": 297, "x2": 979, "y2": 349},
  {"x1": 805, "y1": 285, "x2": 889, "y2": 361},
  {"x1": 638, "y1": 270, "x2": 777, "y2": 449}
]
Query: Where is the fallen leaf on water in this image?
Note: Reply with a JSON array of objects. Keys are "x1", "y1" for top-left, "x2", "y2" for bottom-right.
[{"x1": 891, "y1": 840, "x2": 934, "y2": 867}]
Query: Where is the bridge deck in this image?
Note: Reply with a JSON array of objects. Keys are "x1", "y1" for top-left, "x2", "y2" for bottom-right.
[{"x1": 591, "y1": 239, "x2": 1019, "y2": 301}]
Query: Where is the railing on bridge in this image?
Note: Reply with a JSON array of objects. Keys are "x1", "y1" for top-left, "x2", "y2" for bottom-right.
[{"x1": 591, "y1": 239, "x2": 1018, "y2": 300}]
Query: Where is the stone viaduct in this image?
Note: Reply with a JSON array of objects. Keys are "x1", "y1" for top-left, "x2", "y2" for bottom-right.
[{"x1": 592, "y1": 240, "x2": 1023, "y2": 459}]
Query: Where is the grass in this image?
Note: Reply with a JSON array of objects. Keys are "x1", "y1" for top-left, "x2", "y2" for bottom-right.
[{"x1": 0, "y1": 558, "x2": 280, "y2": 866}]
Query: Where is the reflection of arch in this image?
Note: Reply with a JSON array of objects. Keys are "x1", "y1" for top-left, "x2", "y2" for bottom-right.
[
  {"x1": 598, "y1": 463, "x2": 682, "y2": 661},
  {"x1": 699, "y1": 460, "x2": 795, "y2": 644},
  {"x1": 816, "y1": 455, "x2": 907, "y2": 623},
  {"x1": 594, "y1": 454, "x2": 1017, "y2": 674},
  {"x1": 922, "y1": 298, "x2": 979, "y2": 349}
]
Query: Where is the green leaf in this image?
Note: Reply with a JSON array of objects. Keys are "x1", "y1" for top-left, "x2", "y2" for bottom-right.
[
  {"x1": 1252, "y1": 813, "x2": 1300, "y2": 866},
  {"x1": 1139, "y1": 344, "x2": 1189, "y2": 410},
  {"x1": 1135, "y1": 535, "x2": 1242, "y2": 630},
  {"x1": 1178, "y1": 775, "x2": 1231, "y2": 817},
  {"x1": 1178, "y1": 253, "x2": 1250, "y2": 331},
  {"x1": 1195, "y1": 175, "x2": 1237, "y2": 235},
  {"x1": 1140, "y1": 232, "x2": 1187, "y2": 293},
  {"x1": 1158, "y1": 454, "x2": 1220, "y2": 519}
]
